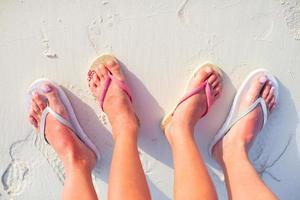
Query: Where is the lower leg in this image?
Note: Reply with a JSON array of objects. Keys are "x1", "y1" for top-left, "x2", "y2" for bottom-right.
[
  {"x1": 108, "y1": 126, "x2": 151, "y2": 200},
  {"x1": 215, "y1": 138, "x2": 277, "y2": 200},
  {"x1": 63, "y1": 163, "x2": 97, "y2": 200},
  {"x1": 213, "y1": 76, "x2": 277, "y2": 200},
  {"x1": 87, "y1": 57, "x2": 151, "y2": 200},
  {"x1": 55, "y1": 133, "x2": 97, "y2": 200},
  {"x1": 28, "y1": 85, "x2": 98, "y2": 200},
  {"x1": 166, "y1": 124, "x2": 217, "y2": 200},
  {"x1": 164, "y1": 66, "x2": 223, "y2": 200}
]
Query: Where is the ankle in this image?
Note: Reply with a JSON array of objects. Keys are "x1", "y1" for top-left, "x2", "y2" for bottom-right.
[
  {"x1": 165, "y1": 121, "x2": 194, "y2": 145},
  {"x1": 59, "y1": 142, "x2": 96, "y2": 171},
  {"x1": 63, "y1": 152, "x2": 95, "y2": 173},
  {"x1": 112, "y1": 125, "x2": 139, "y2": 142},
  {"x1": 64, "y1": 163, "x2": 93, "y2": 177},
  {"x1": 109, "y1": 112, "x2": 139, "y2": 131},
  {"x1": 219, "y1": 136, "x2": 248, "y2": 165}
]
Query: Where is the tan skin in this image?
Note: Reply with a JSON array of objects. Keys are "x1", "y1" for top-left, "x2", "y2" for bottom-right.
[
  {"x1": 88, "y1": 58, "x2": 151, "y2": 200},
  {"x1": 28, "y1": 56, "x2": 277, "y2": 200},
  {"x1": 164, "y1": 66, "x2": 222, "y2": 200},
  {"x1": 212, "y1": 76, "x2": 277, "y2": 200},
  {"x1": 28, "y1": 86, "x2": 98, "y2": 200}
]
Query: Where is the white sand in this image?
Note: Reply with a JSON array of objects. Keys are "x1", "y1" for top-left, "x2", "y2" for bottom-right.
[{"x1": 0, "y1": 0, "x2": 300, "y2": 199}]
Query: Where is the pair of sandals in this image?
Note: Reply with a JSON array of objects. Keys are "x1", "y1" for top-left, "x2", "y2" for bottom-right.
[{"x1": 27, "y1": 54, "x2": 279, "y2": 179}]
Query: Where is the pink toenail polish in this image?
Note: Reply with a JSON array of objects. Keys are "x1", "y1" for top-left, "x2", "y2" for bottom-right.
[
  {"x1": 42, "y1": 85, "x2": 52, "y2": 93},
  {"x1": 259, "y1": 76, "x2": 267, "y2": 83}
]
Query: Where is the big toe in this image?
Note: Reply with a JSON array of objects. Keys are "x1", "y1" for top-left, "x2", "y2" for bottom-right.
[
  {"x1": 103, "y1": 55, "x2": 125, "y2": 80},
  {"x1": 246, "y1": 75, "x2": 267, "y2": 103},
  {"x1": 195, "y1": 65, "x2": 214, "y2": 83},
  {"x1": 190, "y1": 65, "x2": 222, "y2": 96},
  {"x1": 32, "y1": 91, "x2": 47, "y2": 111},
  {"x1": 41, "y1": 84, "x2": 68, "y2": 117}
]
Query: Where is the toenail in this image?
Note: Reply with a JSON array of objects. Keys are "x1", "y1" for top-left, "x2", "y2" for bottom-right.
[
  {"x1": 205, "y1": 67, "x2": 212, "y2": 73},
  {"x1": 30, "y1": 116, "x2": 38, "y2": 127},
  {"x1": 87, "y1": 70, "x2": 95, "y2": 81},
  {"x1": 42, "y1": 85, "x2": 52, "y2": 93},
  {"x1": 108, "y1": 60, "x2": 115, "y2": 65},
  {"x1": 259, "y1": 76, "x2": 267, "y2": 83}
]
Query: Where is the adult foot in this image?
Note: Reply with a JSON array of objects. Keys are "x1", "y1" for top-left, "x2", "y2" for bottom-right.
[
  {"x1": 88, "y1": 56, "x2": 139, "y2": 139},
  {"x1": 212, "y1": 76, "x2": 276, "y2": 165},
  {"x1": 28, "y1": 84, "x2": 96, "y2": 172},
  {"x1": 165, "y1": 65, "x2": 222, "y2": 143}
]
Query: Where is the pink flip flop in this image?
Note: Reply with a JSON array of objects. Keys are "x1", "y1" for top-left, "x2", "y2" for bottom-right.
[
  {"x1": 88, "y1": 54, "x2": 133, "y2": 111},
  {"x1": 160, "y1": 63, "x2": 223, "y2": 132}
]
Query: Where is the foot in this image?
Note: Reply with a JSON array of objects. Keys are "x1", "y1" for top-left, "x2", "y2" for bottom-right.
[
  {"x1": 212, "y1": 76, "x2": 276, "y2": 165},
  {"x1": 28, "y1": 84, "x2": 96, "y2": 172},
  {"x1": 88, "y1": 56, "x2": 139, "y2": 139},
  {"x1": 165, "y1": 65, "x2": 222, "y2": 143}
]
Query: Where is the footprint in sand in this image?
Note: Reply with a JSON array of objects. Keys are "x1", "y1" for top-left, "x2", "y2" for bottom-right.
[
  {"x1": 1, "y1": 131, "x2": 66, "y2": 198},
  {"x1": 87, "y1": 3, "x2": 120, "y2": 53},
  {"x1": 280, "y1": 0, "x2": 300, "y2": 40},
  {"x1": 1, "y1": 133, "x2": 38, "y2": 198},
  {"x1": 2, "y1": 160, "x2": 30, "y2": 197}
]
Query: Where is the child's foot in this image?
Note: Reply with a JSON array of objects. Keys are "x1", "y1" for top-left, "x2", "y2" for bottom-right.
[
  {"x1": 165, "y1": 65, "x2": 222, "y2": 143},
  {"x1": 88, "y1": 56, "x2": 139, "y2": 139},
  {"x1": 28, "y1": 84, "x2": 96, "y2": 172},
  {"x1": 212, "y1": 76, "x2": 276, "y2": 165}
]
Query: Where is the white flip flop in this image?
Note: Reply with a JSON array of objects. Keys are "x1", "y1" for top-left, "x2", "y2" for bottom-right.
[
  {"x1": 208, "y1": 69, "x2": 279, "y2": 181},
  {"x1": 26, "y1": 78, "x2": 101, "y2": 161}
]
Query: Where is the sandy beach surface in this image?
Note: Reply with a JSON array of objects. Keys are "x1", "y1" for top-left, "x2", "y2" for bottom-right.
[{"x1": 0, "y1": 0, "x2": 300, "y2": 199}]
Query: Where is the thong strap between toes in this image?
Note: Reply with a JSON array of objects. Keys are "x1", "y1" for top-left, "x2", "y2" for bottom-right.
[
  {"x1": 173, "y1": 80, "x2": 213, "y2": 118},
  {"x1": 99, "y1": 72, "x2": 133, "y2": 111},
  {"x1": 40, "y1": 107, "x2": 74, "y2": 144},
  {"x1": 224, "y1": 97, "x2": 268, "y2": 135}
]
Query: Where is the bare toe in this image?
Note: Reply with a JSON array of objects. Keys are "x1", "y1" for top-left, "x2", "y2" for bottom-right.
[
  {"x1": 39, "y1": 84, "x2": 71, "y2": 125},
  {"x1": 29, "y1": 115, "x2": 38, "y2": 129},
  {"x1": 212, "y1": 78, "x2": 220, "y2": 89},
  {"x1": 266, "y1": 86, "x2": 274, "y2": 104},
  {"x1": 195, "y1": 66, "x2": 213, "y2": 82},
  {"x1": 207, "y1": 74, "x2": 218, "y2": 86},
  {"x1": 246, "y1": 76, "x2": 267, "y2": 103},
  {"x1": 270, "y1": 102, "x2": 276, "y2": 112},
  {"x1": 31, "y1": 100, "x2": 41, "y2": 114},
  {"x1": 189, "y1": 66, "x2": 223, "y2": 100},
  {"x1": 261, "y1": 81, "x2": 271, "y2": 99},
  {"x1": 32, "y1": 92, "x2": 46, "y2": 111},
  {"x1": 29, "y1": 105, "x2": 39, "y2": 128},
  {"x1": 214, "y1": 85, "x2": 222, "y2": 97},
  {"x1": 269, "y1": 96, "x2": 276, "y2": 110},
  {"x1": 105, "y1": 58, "x2": 125, "y2": 80},
  {"x1": 98, "y1": 64, "x2": 109, "y2": 85}
]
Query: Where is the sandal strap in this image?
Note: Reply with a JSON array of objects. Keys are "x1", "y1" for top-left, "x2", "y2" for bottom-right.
[
  {"x1": 99, "y1": 71, "x2": 133, "y2": 111},
  {"x1": 225, "y1": 97, "x2": 268, "y2": 134},
  {"x1": 173, "y1": 80, "x2": 213, "y2": 117},
  {"x1": 40, "y1": 107, "x2": 74, "y2": 144}
]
